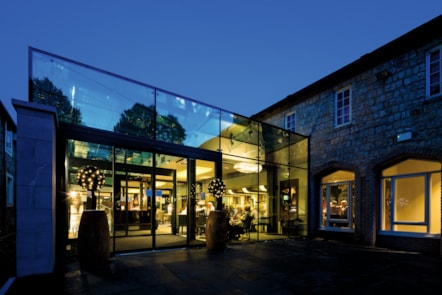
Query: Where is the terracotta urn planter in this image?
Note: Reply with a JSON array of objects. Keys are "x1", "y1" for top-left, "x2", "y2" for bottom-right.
[
  {"x1": 77, "y1": 209, "x2": 110, "y2": 273},
  {"x1": 76, "y1": 166, "x2": 110, "y2": 273},
  {"x1": 205, "y1": 178, "x2": 227, "y2": 252},
  {"x1": 205, "y1": 210, "x2": 228, "y2": 252}
]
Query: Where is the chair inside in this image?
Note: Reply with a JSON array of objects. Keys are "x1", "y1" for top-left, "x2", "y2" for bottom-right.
[{"x1": 242, "y1": 215, "x2": 253, "y2": 240}]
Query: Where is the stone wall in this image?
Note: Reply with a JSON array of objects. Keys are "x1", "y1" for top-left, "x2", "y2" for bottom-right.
[
  {"x1": 13, "y1": 99, "x2": 57, "y2": 277},
  {"x1": 262, "y1": 38, "x2": 442, "y2": 251}
]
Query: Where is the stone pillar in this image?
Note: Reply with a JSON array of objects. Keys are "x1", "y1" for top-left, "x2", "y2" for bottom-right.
[{"x1": 13, "y1": 99, "x2": 57, "y2": 277}]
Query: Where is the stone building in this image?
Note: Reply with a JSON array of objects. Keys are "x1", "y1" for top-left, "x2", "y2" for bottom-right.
[
  {"x1": 0, "y1": 100, "x2": 16, "y2": 289},
  {"x1": 2, "y1": 13, "x2": 442, "y2": 290},
  {"x1": 253, "y1": 14, "x2": 442, "y2": 255},
  {"x1": 0, "y1": 100, "x2": 16, "y2": 237}
]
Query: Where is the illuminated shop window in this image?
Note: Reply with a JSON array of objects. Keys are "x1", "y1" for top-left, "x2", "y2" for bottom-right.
[
  {"x1": 381, "y1": 159, "x2": 441, "y2": 235},
  {"x1": 320, "y1": 170, "x2": 355, "y2": 231}
]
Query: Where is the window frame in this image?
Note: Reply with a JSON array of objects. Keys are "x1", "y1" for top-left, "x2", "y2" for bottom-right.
[
  {"x1": 380, "y1": 159, "x2": 441, "y2": 237},
  {"x1": 5, "y1": 121, "x2": 13, "y2": 157},
  {"x1": 6, "y1": 172, "x2": 14, "y2": 207},
  {"x1": 319, "y1": 170, "x2": 355, "y2": 232},
  {"x1": 284, "y1": 111, "x2": 296, "y2": 132},
  {"x1": 334, "y1": 87, "x2": 352, "y2": 127},
  {"x1": 426, "y1": 46, "x2": 442, "y2": 98}
]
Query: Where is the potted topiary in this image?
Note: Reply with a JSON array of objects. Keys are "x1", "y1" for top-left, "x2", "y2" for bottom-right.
[
  {"x1": 76, "y1": 165, "x2": 110, "y2": 274},
  {"x1": 205, "y1": 178, "x2": 228, "y2": 252}
]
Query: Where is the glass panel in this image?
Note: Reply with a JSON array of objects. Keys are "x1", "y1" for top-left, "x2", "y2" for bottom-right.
[
  {"x1": 222, "y1": 157, "x2": 259, "y2": 241},
  {"x1": 31, "y1": 49, "x2": 155, "y2": 132},
  {"x1": 114, "y1": 171, "x2": 152, "y2": 241},
  {"x1": 322, "y1": 170, "x2": 354, "y2": 182},
  {"x1": 261, "y1": 123, "x2": 288, "y2": 165},
  {"x1": 382, "y1": 159, "x2": 441, "y2": 235},
  {"x1": 321, "y1": 184, "x2": 327, "y2": 227},
  {"x1": 429, "y1": 172, "x2": 441, "y2": 234},
  {"x1": 115, "y1": 148, "x2": 152, "y2": 166},
  {"x1": 69, "y1": 140, "x2": 113, "y2": 161},
  {"x1": 381, "y1": 178, "x2": 392, "y2": 230},
  {"x1": 67, "y1": 140, "x2": 113, "y2": 240},
  {"x1": 218, "y1": 113, "x2": 260, "y2": 160},
  {"x1": 113, "y1": 101, "x2": 156, "y2": 140},
  {"x1": 6, "y1": 174, "x2": 14, "y2": 207},
  {"x1": 111, "y1": 147, "x2": 154, "y2": 252},
  {"x1": 382, "y1": 159, "x2": 441, "y2": 176},
  {"x1": 218, "y1": 109, "x2": 237, "y2": 153},
  {"x1": 155, "y1": 89, "x2": 220, "y2": 147},
  {"x1": 152, "y1": 156, "x2": 214, "y2": 247},
  {"x1": 154, "y1": 153, "x2": 189, "y2": 248},
  {"x1": 280, "y1": 178, "x2": 299, "y2": 236},
  {"x1": 394, "y1": 176, "x2": 425, "y2": 223},
  {"x1": 329, "y1": 183, "x2": 346, "y2": 217},
  {"x1": 289, "y1": 136, "x2": 309, "y2": 169},
  {"x1": 154, "y1": 90, "x2": 186, "y2": 144},
  {"x1": 393, "y1": 225, "x2": 427, "y2": 233},
  {"x1": 320, "y1": 170, "x2": 355, "y2": 230},
  {"x1": 288, "y1": 164, "x2": 308, "y2": 234},
  {"x1": 194, "y1": 160, "x2": 216, "y2": 241}
]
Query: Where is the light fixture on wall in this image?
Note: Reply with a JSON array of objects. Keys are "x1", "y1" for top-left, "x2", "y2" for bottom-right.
[
  {"x1": 242, "y1": 187, "x2": 250, "y2": 193},
  {"x1": 376, "y1": 69, "x2": 392, "y2": 81},
  {"x1": 234, "y1": 162, "x2": 263, "y2": 173}
]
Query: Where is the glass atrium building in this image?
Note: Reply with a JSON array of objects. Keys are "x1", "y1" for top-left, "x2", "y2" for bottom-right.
[{"x1": 28, "y1": 47, "x2": 308, "y2": 253}]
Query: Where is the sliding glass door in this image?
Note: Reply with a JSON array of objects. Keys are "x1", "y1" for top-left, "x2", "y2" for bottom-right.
[{"x1": 66, "y1": 139, "x2": 219, "y2": 253}]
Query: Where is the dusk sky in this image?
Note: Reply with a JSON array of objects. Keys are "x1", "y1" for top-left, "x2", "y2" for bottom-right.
[{"x1": 1, "y1": 0, "x2": 441, "y2": 122}]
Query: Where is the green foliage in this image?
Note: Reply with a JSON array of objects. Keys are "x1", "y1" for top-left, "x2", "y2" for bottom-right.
[
  {"x1": 113, "y1": 103, "x2": 186, "y2": 144},
  {"x1": 31, "y1": 77, "x2": 82, "y2": 124}
]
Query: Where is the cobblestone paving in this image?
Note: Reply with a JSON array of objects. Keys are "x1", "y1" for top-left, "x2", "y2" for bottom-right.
[{"x1": 4, "y1": 238, "x2": 442, "y2": 294}]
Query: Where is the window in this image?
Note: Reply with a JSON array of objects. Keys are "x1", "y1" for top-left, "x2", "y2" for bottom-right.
[
  {"x1": 6, "y1": 173, "x2": 14, "y2": 207},
  {"x1": 427, "y1": 47, "x2": 442, "y2": 97},
  {"x1": 284, "y1": 111, "x2": 296, "y2": 132},
  {"x1": 5, "y1": 122, "x2": 13, "y2": 156},
  {"x1": 381, "y1": 159, "x2": 441, "y2": 235},
  {"x1": 335, "y1": 88, "x2": 351, "y2": 126},
  {"x1": 320, "y1": 170, "x2": 355, "y2": 230}
]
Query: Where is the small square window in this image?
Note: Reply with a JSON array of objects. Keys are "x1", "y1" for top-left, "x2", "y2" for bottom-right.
[
  {"x1": 6, "y1": 173, "x2": 14, "y2": 207},
  {"x1": 427, "y1": 47, "x2": 442, "y2": 97},
  {"x1": 5, "y1": 128, "x2": 13, "y2": 156},
  {"x1": 285, "y1": 112, "x2": 296, "y2": 132},
  {"x1": 335, "y1": 88, "x2": 351, "y2": 127}
]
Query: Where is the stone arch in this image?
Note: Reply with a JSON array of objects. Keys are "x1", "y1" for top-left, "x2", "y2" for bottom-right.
[
  {"x1": 365, "y1": 145, "x2": 442, "y2": 252},
  {"x1": 310, "y1": 161, "x2": 361, "y2": 239},
  {"x1": 368, "y1": 146, "x2": 442, "y2": 172}
]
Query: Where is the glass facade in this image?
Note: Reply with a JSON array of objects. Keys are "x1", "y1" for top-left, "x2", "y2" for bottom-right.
[{"x1": 29, "y1": 47, "x2": 308, "y2": 253}]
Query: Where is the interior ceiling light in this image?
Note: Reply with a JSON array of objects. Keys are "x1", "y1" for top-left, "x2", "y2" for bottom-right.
[
  {"x1": 259, "y1": 185, "x2": 267, "y2": 192},
  {"x1": 242, "y1": 187, "x2": 250, "y2": 193},
  {"x1": 234, "y1": 162, "x2": 263, "y2": 173}
]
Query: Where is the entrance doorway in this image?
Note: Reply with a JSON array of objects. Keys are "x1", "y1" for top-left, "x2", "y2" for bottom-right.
[{"x1": 67, "y1": 140, "x2": 218, "y2": 253}]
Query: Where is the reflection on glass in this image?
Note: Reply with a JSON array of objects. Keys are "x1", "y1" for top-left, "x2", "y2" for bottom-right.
[
  {"x1": 31, "y1": 49, "x2": 155, "y2": 132},
  {"x1": 155, "y1": 89, "x2": 220, "y2": 147},
  {"x1": 32, "y1": 48, "x2": 311, "y2": 246},
  {"x1": 113, "y1": 103, "x2": 156, "y2": 139},
  {"x1": 381, "y1": 159, "x2": 441, "y2": 234},
  {"x1": 320, "y1": 170, "x2": 355, "y2": 230}
]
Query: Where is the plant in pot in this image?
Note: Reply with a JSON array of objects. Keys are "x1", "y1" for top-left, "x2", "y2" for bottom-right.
[
  {"x1": 205, "y1": 178, "x2": 228, "y2": 252},
  {"x1": 76, "y1": 165, "x2": 110, "y2": 274}
]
